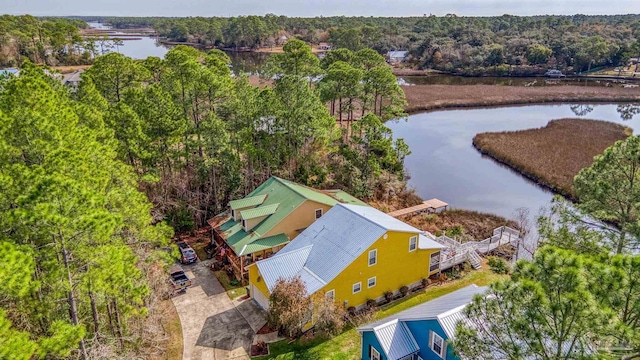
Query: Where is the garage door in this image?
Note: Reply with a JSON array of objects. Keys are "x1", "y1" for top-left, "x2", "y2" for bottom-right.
[{"x1": 251, "y1": 284, "x2": 270, "y2": 311}]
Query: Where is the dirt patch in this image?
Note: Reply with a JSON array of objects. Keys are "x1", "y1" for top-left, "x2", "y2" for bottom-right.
[
  {"x1": 257, "y1": 324, "x2": 277, "y2": 335},
  {"x1": 404, "y1": 209, "x2": 517, "y2": 242},
  {"x1": 51, "y1": 65, "x2": 91, "y2": 74},
  {"x1": 473, "y1": 119, "x2": 630, "y2": 199},
  {"x1": 402, "y1": 84, "x2": 640, "y2": 113},
  {"x1": 255, "y1": 46, "x2": 327, "y2": 54},
  {"x1": 393, "y1": 68, "x2": 442, "y2": 76},
  {"x1": 247, "y1": 75, "x2": 273, "y2": 88}
]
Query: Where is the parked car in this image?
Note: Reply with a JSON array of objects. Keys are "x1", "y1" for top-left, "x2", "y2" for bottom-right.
[
  {"x1": 177, "y1": 241, "x2": 198, "y2": 264},
  {"x1": 545, "y1": 69, "x2": 566, "y2": 78},
  {"x1": 169, "y1": 265, "x2": 192, "y2": 294}
]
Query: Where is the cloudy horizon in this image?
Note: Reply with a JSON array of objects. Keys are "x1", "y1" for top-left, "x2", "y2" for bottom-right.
[{"x1": 4, "y1": 0, "x2": 640, "y2": 18}]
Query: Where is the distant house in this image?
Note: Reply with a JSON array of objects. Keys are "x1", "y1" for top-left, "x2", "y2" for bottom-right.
[
  {"x1": 63, "y1": 69, "x2": 85, "y2": 87},
  {"x1": 358, "y1": 284, "x2": 487, "y2": 360},
  {"x1": 387, "y1": 51, "x2": 409, "y2": 64},
  {"x1": 247, "y1": 203, "x2": 445, "y2": 322},
  {"x1": 207, "y1": 176, "x2": 366, "y2": 281},
  {"x1": 318, "y1": 42, "x2": 332, "y2": 50}
]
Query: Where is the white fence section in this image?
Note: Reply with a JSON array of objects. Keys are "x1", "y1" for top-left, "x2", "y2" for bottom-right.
[{"x1": 432, "y1": 226, "x2": 520, "y2": 271}]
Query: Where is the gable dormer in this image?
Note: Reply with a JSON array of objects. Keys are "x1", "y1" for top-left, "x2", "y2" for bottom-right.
[
  {"x1": 240, "y1": 203, "x2": 280, "y2": 232},
  {"x1": 229, "y1": 194, "x2": 267, "y2": 221}
]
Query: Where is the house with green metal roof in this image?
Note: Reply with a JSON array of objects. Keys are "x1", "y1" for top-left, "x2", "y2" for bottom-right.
[{"x1": 207, "y1": 176, "x2": 366, "y2": 280}]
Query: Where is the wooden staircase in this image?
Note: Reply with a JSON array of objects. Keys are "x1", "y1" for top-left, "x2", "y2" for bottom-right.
[{"x1": 430, "y1": 226, "x2": 520, "y2": 271}]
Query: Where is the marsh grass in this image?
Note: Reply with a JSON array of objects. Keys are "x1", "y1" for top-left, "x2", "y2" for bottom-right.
[
  {"x1": 402, "y1": 84, "x2": 640, "y2": 113},
  {"x1": 473, "y1": 118, "x2": 630, "y2": 199}
]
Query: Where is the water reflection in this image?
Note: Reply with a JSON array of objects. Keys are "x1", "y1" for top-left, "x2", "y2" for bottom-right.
[
  {"x1": 570, "y1": 104, "x2": 595, "y2": 116},
  {"x1": 617, "y1": 103, "x2": 640, "y2": 121},
  {"x1": 568, "y1": 103, "x2": 640, "y2": 121}
]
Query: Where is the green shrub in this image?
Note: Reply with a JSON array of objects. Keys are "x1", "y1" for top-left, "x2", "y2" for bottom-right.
[{"x1": 487, "y1": 256, "x2": 511, "y2": 274}]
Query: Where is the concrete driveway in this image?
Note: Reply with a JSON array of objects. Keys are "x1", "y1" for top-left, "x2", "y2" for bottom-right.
[{"x1": 172, "y1": 259, "x2": 266, "y2": 360}]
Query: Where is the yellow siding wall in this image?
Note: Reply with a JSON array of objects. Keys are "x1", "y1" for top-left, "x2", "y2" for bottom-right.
[
  {"x1": 245, "y1": 215, "x2": 268, "y2": 231},
  {"x1": 248, "y1": 264, "x2": 270, "y2": 300},
  {"x1": 320, "y1": 231, "x2": 439, "y2": 308},
  {"x1": 263, "y1": 200, "x2": 332, "y2": 240},
  {"x1": 248, "y1": 230, "x2": 441, "y2": 312}
]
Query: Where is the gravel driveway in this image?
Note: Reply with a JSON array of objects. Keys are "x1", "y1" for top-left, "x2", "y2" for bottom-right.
[{"x1": 172, "y1": 259, "x2": 266, "y2": 359}]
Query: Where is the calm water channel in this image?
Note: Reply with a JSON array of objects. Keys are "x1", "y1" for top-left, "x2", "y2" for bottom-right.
[{"x1": 388, "y1": 104, "x2": 640, "y2": 219}]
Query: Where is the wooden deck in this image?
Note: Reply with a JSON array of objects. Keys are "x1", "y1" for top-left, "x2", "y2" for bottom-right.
[{"x1": 387, "y1": 198, "x2": 448, "y2": 218}]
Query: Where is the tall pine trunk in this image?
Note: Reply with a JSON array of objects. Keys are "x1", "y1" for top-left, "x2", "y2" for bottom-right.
[{"x1": 61, "y1": 244, "x2": 88, "y2": 360}]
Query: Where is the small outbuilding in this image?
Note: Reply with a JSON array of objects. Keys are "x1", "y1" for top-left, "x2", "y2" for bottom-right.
[{"x1": 387, "y1": 50, "x2": 409, "y2": 64}]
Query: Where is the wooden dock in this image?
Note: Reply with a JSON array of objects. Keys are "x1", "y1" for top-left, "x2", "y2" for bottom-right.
[{"x1": 387, "y1": 198, "x2": 448, "y2": 218}]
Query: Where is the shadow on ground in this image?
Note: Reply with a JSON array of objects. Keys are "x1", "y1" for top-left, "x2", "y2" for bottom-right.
[{"x1": 195, "y1": 306, "x2": 255, "y2": 351}]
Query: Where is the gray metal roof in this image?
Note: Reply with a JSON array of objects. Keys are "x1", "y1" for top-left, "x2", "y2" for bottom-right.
[
  {"x1": 438, "y1": 306, "x2": 470, "y2": 339},
  {"x1": 339, "y1": 203, "x2": 423, "y2": 233},
  {"x1": 255, "y1": 204, "x2": 427, "y2": 294},
  {"x1": 256, "y1": 245, "x2": 313, "y2": 291},
  {"x1": 374, "y1": 320, "x2": 419, "y2": 360},
  {"x1": 359, "y1": 284, "x2": 487, "y2": 330},
  {"x1": 387, "y1": 51, "x2": 409, "y2": 58}
]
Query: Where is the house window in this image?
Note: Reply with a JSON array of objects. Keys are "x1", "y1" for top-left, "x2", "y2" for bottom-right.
[
  {"x1": 367, "y1": 276, "x2": 376, "y2": 288},
  {"x1": 430, "y1": 331, "x2": 445, "y2": 358},
  {"x1": 370, "y1": 346, "x2": 381, "y2": 360},
  {"x1": 231, "y1": 209, "x2": 236, "y2": 219},
  {"x1": 429, "y1": 251, "x2": 441, "y2": 273},
  {"x1": 352, "y1": 282, "x2": 361, "y2": 294},
  {"x1": 315, "y1": 208, "x2": 323, "y2": 219},
  {"x1": 409, "y1": 236, "x2": 418, "y2": 252},
  {"x1": 325, "y1": 289, "x2": 335, "y2": 299},
  {"x1": 368, "y1": 249, "x2": 377, "y2": 266},
  {"x1": 242, "y1": 219, "x2": 247, "y2": 231}
]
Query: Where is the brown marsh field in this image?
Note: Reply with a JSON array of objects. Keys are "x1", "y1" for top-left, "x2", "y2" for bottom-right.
[
  {"x1": 402, "y1": 84, "x2": 640, "y2": 113},
  {"x1": 472, "y1": 118, "x2": 631, "y2": 198}
]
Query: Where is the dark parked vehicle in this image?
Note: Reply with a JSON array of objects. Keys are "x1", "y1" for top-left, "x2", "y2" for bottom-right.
[
  {"x1": 177, "y1": 241, "x2": 198, "y2": 264},
  {"x1": 169, "y1": 265, "x2": 192, "y2": 294}
]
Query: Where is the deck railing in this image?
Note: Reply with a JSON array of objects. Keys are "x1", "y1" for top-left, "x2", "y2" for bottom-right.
[{"x1": 431, "y1": 226, "x2": 521, "y2": 271}]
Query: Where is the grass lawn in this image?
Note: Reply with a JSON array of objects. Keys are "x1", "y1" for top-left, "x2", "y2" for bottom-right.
[
  {"x1": 258, "y1": 267, "x2": 506, "y2": 359},
  {"x1": 150, "y1": 300, "x2": 183, "y2": 360},
  {"x1": 214, "y1": 270, "x2": 246, "y2": 300}
]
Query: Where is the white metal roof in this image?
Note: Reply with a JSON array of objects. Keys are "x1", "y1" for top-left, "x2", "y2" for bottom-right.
[
  {"x1": 358, "y1": 284, "x2": 487, "y2": 330},
  {"x1": 373, "y1": 320, "x2": 420, "y2": 360},
  {"x1": 255, "y1": 204, "x2": 428, "y2": 294},
  {"x1": 419, "y1": 233, "x2": 446, "y2": 249}
]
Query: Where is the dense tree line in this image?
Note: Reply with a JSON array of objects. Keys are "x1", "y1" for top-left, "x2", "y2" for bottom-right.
[
  {"x1": 74, "y1": 14, "x2": 640, "y2": 75},
  {"x1": 0, "y1": 65, "x2": 173, "y2": 358},
  {"x1": 78, "y1": 39, "x2": 408, "y2": 231},
  {"x1": 0, "y1": 41, "x2": 410, "y2": 356},
  {"x1": 0, "y1": 15, "x2": 90, "y2": 67}
]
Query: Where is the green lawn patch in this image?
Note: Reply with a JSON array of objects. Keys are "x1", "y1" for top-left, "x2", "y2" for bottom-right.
[
  {"x1": 214, "y1": 270, "x2": 245, "y2": 300},
  {"x1": 257, "y1": 267, "x2": 506, "y2": 359}
]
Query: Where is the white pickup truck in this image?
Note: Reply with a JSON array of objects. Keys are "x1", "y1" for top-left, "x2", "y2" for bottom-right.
[{"x1": 169, "y1": 265, "x2": 192, "y2": 294}]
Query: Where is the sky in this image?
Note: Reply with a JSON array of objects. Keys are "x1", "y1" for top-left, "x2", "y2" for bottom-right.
[{"x1": 4, "y1": 0, "x2": 640, "y2": 17}]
